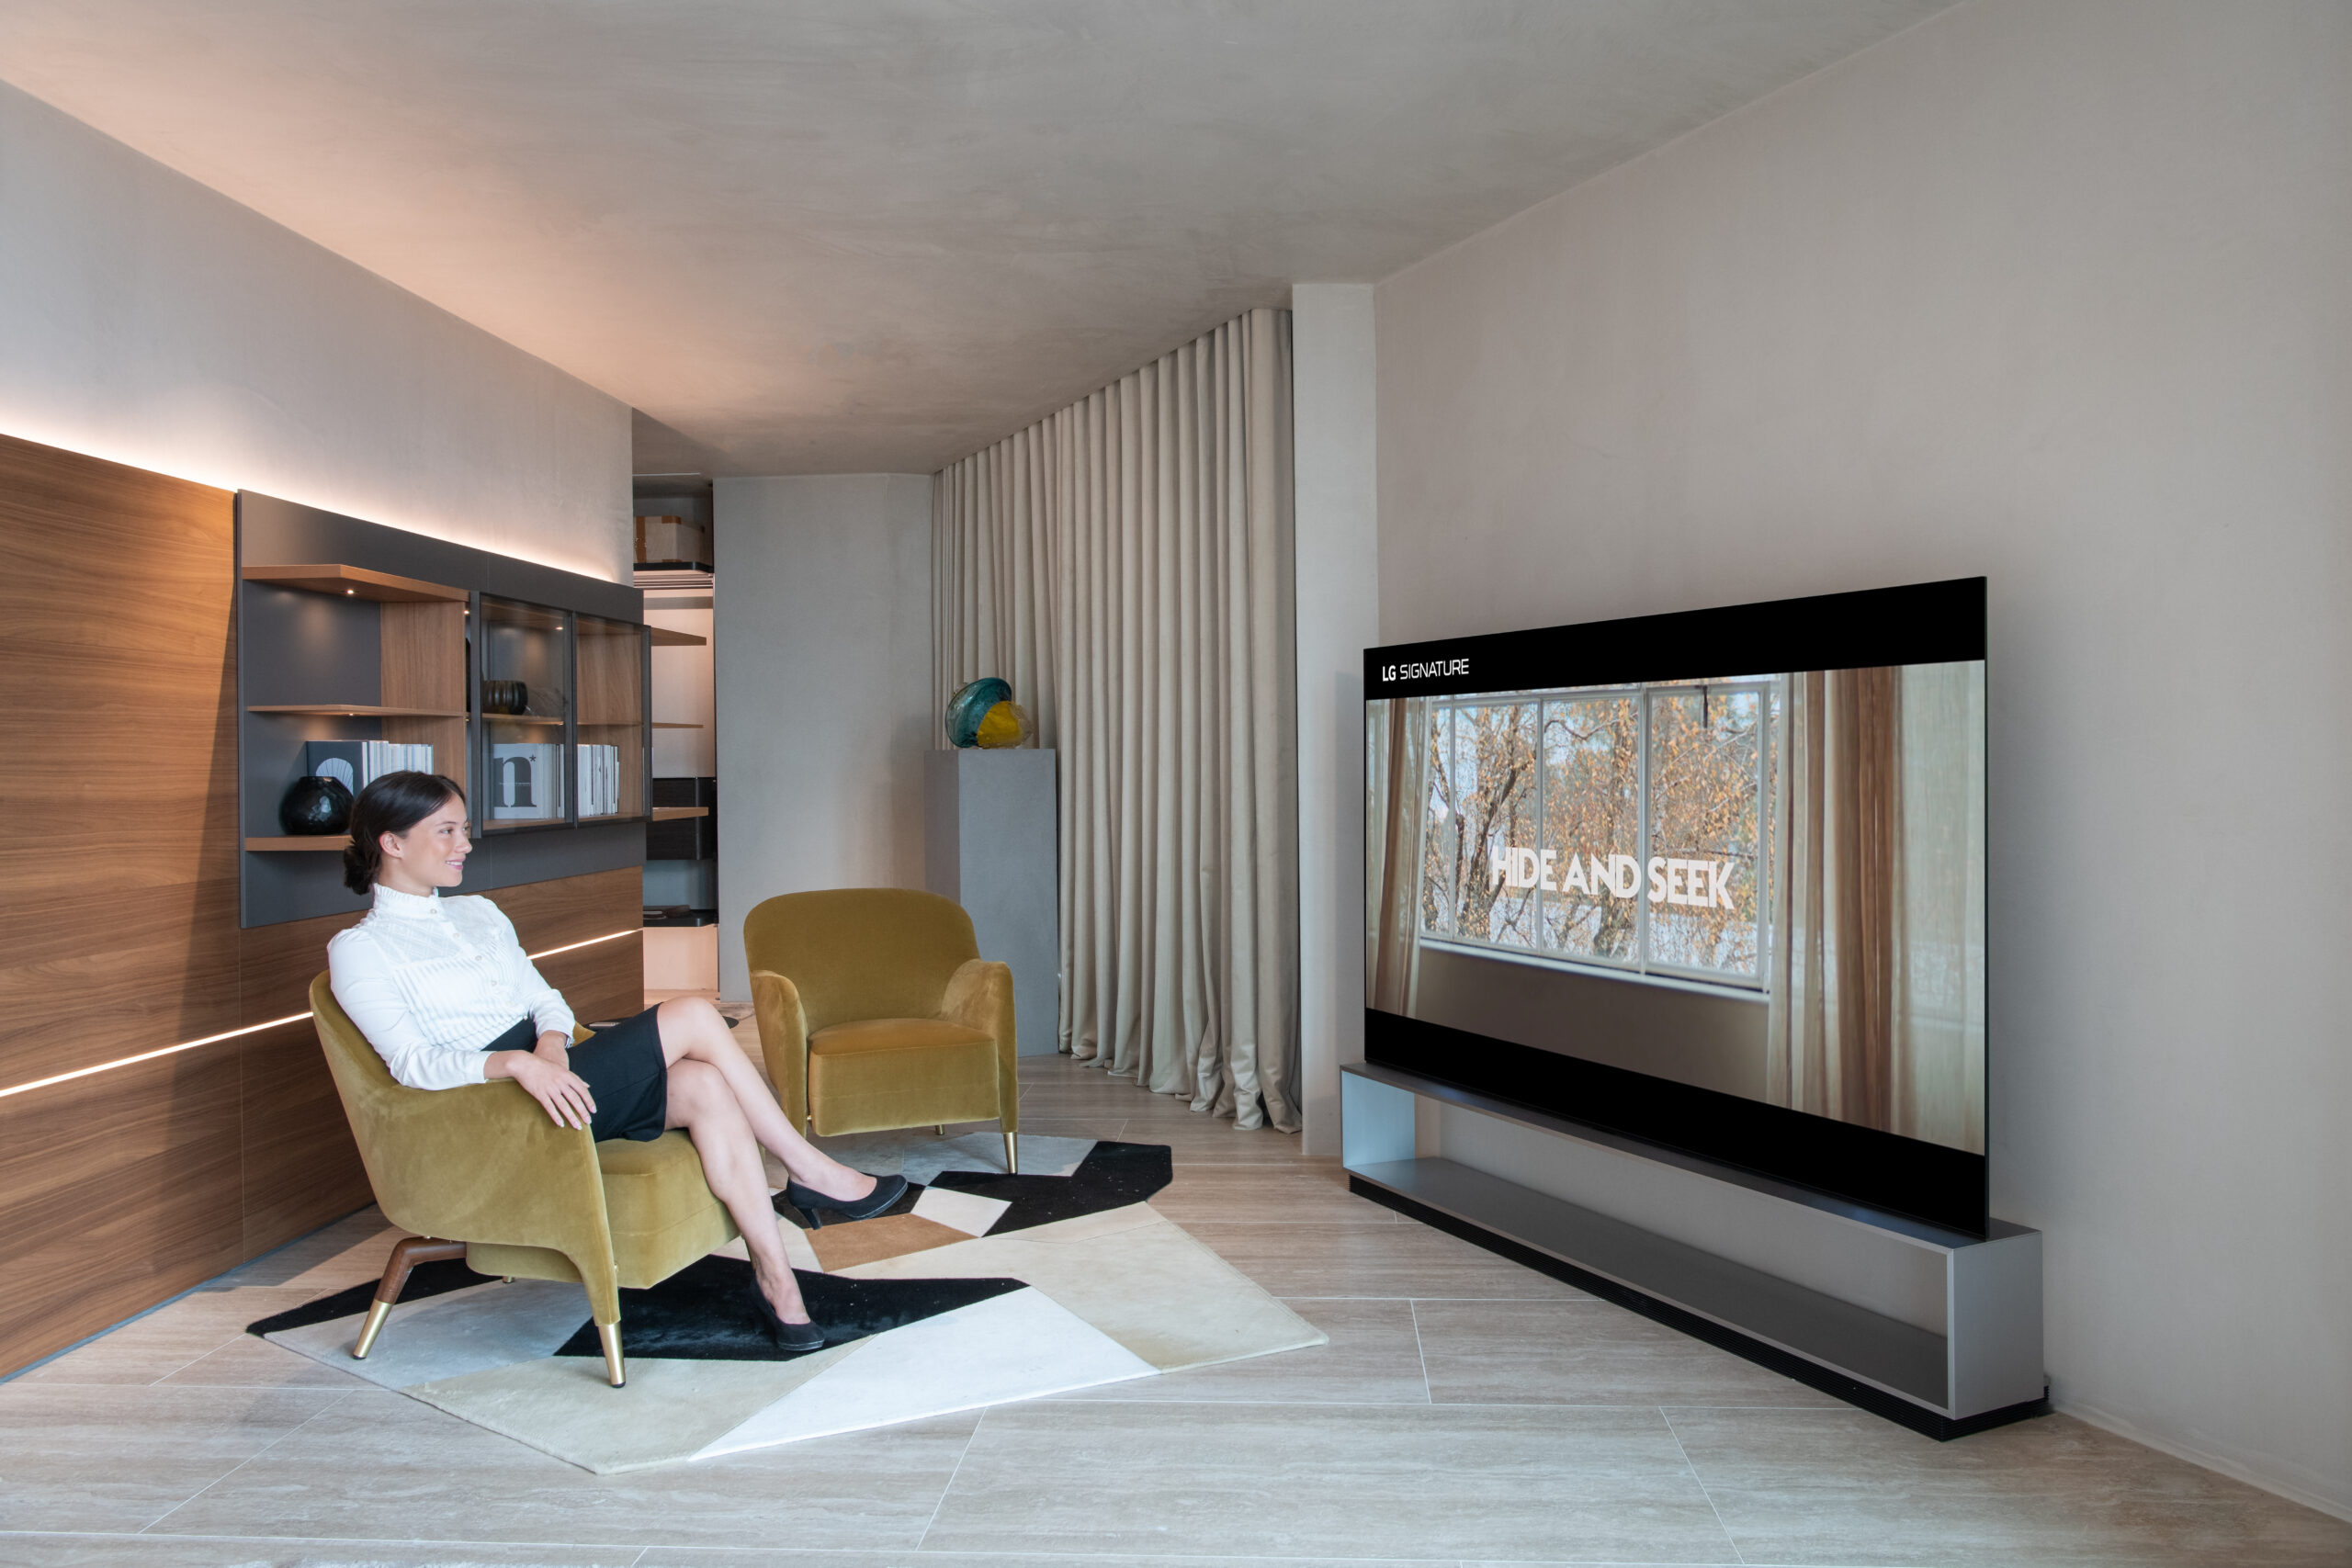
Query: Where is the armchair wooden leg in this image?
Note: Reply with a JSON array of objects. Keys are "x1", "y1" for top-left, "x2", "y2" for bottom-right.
[
  {"x1": 598, "y1": 1321, "x2": 626, "y2": 1387},
  {"x1": 353, "y1": 1235, "x2": 467, "y2": 1359}
]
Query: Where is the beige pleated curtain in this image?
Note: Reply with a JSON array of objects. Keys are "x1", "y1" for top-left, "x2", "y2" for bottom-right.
[{"x1": 933, "y1": 307, "x2": 1299, "y2": 1132}]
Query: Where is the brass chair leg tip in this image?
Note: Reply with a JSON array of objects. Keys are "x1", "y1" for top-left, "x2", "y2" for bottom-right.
[{"x1": 351, "y1": 1300, "x2": 395, "y2": 1360}]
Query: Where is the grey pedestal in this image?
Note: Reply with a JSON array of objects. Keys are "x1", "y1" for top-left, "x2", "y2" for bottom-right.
[{"x1": 923, "y1": 749, "x2": 1059, "y2": 1056}]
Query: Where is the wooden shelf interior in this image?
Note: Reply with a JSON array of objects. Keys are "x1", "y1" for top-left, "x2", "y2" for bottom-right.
[
  {"x1": 243, "y1": 584, "x2": 469, "y2": 855},
  {"x1": 576, "y1": 615, "x2": 644, "y2": 818},
  {"x1": 479, "y1": 595, "x2": 571, "y2": 825},
  {"x1": 652, "y1": 721, "x2": 703, "y2": 729},
  {"x1": 649, "y1": 626, "x2": 707, "y2": 648},
  {"x1": 650, "y1": 806, "x2": 710, "y2": 821},
  {"x1": 381, "y1": 598, "x2": 469, "y2": 797},
  {"x1": 243, "y1": 591, "x2": 650, "y2": 854},
  {"x1": 249, "y1": 704, "x2": 466, "y2": 718},
  {"x1": 243, "y1": 563, "x2": 465, "y2": 604}
]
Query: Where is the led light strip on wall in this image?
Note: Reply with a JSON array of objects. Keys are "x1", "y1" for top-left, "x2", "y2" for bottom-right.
[
  {"x1": 524, "y1": 929, "x2": 637, "y2": 961},
  {"x1": 0, "y1": 928, "x2": 642, "y2": 1102}
]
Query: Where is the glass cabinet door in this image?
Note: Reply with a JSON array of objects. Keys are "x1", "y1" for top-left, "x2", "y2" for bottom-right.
[
  {"x1": 479, "y1": 596, "x2": 571, "y2": 828},
  {"x1": 574, "y1": 613, "x2": 647, "y2": 821}
]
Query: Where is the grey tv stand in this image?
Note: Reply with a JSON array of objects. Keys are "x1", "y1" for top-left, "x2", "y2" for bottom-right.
[{"x1": 1340, "y1": 1062, "x2": 2047, "y2": 1439}]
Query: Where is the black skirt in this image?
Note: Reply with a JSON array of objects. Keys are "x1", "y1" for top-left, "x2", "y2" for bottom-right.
[{"x1": 481, "y1": 1008, "x2": 669, "y2": 1143}]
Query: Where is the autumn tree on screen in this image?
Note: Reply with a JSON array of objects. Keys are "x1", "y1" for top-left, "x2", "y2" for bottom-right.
[{"x1": 1419, "y1": 682, "x2": 1776, "y2": 980}]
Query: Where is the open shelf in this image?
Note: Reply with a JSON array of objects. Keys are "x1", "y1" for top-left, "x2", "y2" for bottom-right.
[
  {"x1": 652, "y1": 721, "x2": 703, "y2": 729},
  {"x1": 242, "y1": 563, "x2": 466, "y2": 604},
  {"x1": 249, "y1": 704, "x2": 468, "y2": 718},
  {"x1": 649, "y1": 626, "x2": 707, "y2": 648},
  {"x1": 246, "y1": 835, "x2": 352, "y2": 852},
  {"x1": 484, "y1": 714, "x2": 565, "y2": 728},
  {"x1": 650, "y1": 806, "x2": 710, "y2": 822}
]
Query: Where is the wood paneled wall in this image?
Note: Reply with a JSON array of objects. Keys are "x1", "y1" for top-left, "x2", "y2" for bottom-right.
[{"x1": 0, "y1": 434, "x2": 646, "y2": 1377}]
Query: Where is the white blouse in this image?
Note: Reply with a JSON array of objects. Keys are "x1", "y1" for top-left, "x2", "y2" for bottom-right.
[{"x1": 327, "y1": 883, "x2": 577, "y2": 1090}]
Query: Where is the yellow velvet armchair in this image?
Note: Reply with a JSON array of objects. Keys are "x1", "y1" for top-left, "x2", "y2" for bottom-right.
[
  {"x1": 309, "y1": 973, "x2": 738, "y2": 1387},
  {"x1": 744, "y1": 889, "x2": 1020, "y2": 1172}
]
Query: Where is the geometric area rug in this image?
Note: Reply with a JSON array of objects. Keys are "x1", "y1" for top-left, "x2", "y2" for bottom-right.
[{"x1": 248, "y1": 1134, "x2": 1326, "y2": 1472}]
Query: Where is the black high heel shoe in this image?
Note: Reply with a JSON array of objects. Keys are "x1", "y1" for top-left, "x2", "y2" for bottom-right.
[
  {"x1": 783, "y1": 1172, "x2": 909, "y2": 1229},
  {"x1": 747, "y1": 1282, "x2": 827, "y2": 1353}
]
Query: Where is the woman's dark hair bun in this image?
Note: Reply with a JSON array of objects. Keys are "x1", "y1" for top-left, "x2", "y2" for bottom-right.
[{"x1": 342, "y1": 772, "x2": 468, "y2": 896}]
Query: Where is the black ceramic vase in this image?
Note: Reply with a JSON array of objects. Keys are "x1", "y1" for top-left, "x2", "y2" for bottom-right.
[{"x1": 280, "y1": 774, "x2": 356, "y2": 836}]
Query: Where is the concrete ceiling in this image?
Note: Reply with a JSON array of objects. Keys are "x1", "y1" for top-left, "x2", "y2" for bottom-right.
[{"x1": 0, "y1": 1, "x2": 1951, "y2": 476}]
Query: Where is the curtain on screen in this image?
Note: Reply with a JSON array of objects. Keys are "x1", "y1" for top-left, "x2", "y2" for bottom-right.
[
  {"x1": 1765, "y1": 662, "x2": 1985, "y2": 1153},
  {"x1": 933, "y1": 307, "x2": 1299, "y2": 1132},
  {"x1": 1365, "y1": 695, "x2": 1430, "y2": 1015}
]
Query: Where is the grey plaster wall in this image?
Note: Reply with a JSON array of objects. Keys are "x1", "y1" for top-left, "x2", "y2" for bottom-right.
[
  {"x1": 715, "y1": 474, "x2": 933, "y2": 1001},
  {"x1": 0, "y1": 80, "x2": 630, "y2": 581}
]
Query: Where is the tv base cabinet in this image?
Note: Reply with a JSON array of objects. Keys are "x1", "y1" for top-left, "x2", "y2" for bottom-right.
[{"x1": 1340, "y1": 1062, "x2": 2046, "y2": 1440}]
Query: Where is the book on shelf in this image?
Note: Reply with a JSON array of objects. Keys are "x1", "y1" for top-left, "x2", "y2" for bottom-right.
[
  {"x1": 489, "y1": 742, "x2": 564, "y2": 821},
  {"x1": 303, "y1": 740, "x2": 435, "y2": 794},
  {"x1": 576, "y1": 743, "x2": 622, "y2": 817}
]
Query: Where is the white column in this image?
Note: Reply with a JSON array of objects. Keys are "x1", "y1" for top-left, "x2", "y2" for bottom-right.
[{"x1": 1291, "y1": 284, "x2": 1378, "y2": 1155}]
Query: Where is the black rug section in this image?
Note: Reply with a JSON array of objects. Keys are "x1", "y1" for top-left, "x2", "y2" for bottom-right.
[
  {"x1": 245, "y1": 1138, "x2": 1170, "y2": 1345},
  {"x1": 549, "y1": 1255, "x2": 1026, "y2": 1361},
  {"x1": 928, "y1": 1140, "x2": 1171, "y2": 1234},
  {"x1": 245, "y1": 1258, "x2": 483, "y2": 1337}
]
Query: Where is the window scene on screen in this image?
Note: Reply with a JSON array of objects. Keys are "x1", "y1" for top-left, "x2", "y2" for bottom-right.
[{"x1": 1367, "y1": 662, "x2": 1985, "y2": 1156}]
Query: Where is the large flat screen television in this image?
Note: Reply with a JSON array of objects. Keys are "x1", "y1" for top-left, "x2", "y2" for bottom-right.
[{"x1": 1364, "y1": 578, "x2": 1987, "y2": 1235}]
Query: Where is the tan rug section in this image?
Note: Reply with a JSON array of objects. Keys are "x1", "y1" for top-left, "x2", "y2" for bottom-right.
[{"x1": 806, "y1": 1213, "x2": 972, "y2": 1270}]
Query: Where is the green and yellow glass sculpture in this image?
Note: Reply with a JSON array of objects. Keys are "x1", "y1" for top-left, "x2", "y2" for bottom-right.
[{"x1": 945, "y1": 677, "x2": 1022, "y2": 748}]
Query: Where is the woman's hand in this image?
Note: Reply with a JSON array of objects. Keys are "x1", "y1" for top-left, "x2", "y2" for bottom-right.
[{"x1": 488, "y1": 1049, "x2": 597, "y2": 1130}]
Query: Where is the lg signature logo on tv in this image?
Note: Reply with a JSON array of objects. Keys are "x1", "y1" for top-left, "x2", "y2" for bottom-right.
[
  {"x1": 1381, "y1": 658, "x2": 1469, "y2": 682},
  {"x1": 1489, "y1": 848, "x2": 1737, "y2": 910}
]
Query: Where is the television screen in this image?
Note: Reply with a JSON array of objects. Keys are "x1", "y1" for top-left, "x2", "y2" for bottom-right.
[{"x1": 1364, "y1": 578, "x2": 1987, "y2": 1234}]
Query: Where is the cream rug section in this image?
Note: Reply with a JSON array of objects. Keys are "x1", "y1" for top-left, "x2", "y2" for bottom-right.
[
  {"x1": 403, "y1": 1343, "x2": 856, "y2": 1474},
  {"x1": 694, "y1": 1287, "x2": 1153, "y2": 1459},
  {"x1": 267, "y1": 1279, "x2": 586, "y2": 1389},
  {"x1": 257, "y1": 1196, "x2": 1323, "y2": 1471},
  {"x1": 838, "y1": 1202, "x2": 1328, "y2": 1372}
]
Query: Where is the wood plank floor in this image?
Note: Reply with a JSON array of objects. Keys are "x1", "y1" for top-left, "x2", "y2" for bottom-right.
[{"x1": 3, "y1": 1050, "x2": 2345, "y2": 1567}]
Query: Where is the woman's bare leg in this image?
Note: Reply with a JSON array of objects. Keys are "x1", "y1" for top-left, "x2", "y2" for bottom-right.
[
  {"x1": 665, "y1": 1059, "x2": 809, "y2": 1323},
  {"x1": 656, "y1": 997, "x2": 877, "y2": 1202}
]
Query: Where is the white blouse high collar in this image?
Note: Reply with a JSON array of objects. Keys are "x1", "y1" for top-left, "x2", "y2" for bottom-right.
[{"x1": 370, "y1": 882, "x2": 446, "y2": 918}]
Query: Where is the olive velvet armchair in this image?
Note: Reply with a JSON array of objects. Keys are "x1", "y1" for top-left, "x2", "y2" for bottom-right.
[
  {"x1": 309, "y1": 973, "x2": 737, "y2": 1387},
  {"x1": 744, "y1": 889, "x2": 1020, "y2": 1173}
]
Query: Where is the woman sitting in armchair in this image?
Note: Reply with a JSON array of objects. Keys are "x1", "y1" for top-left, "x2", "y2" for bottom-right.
[{"x1": 327, "y1": 771, "x2": 904, "y2": 1351}]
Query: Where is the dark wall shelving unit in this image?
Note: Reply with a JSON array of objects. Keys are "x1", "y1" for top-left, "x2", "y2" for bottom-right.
[{"x1": 237, "y1": 491, "x2": 650, "y2": 928}]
